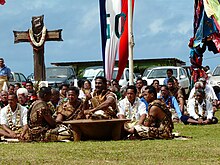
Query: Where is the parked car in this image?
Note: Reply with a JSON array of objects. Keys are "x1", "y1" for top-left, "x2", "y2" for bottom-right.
[
  {"x1": 82, "y1": 66, "x2": 103, "y2": 82},
  {"x1": 8, "y1": 72, "x2": 27, "y2": 86},
  {"x1": 46, "y1": 66, "x2": 78, "y2": 88},
  {"x1": 27, "y1": 66, "x2": 78, "y2": 88},
  {"x1": 208, "y1": 65, "x2": 220, "y2": 88},
  {"x1": 142, "y1": 66, "x2": 190, "y2": 94},
  {"x1": 92, "y1": 67, "x2": 137, "y2": 88},
  {"x1": 208, "y1": 65, "x2": 220, "y2": 99}
]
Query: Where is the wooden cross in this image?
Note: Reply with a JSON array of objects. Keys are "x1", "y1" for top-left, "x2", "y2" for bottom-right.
[{"x1": 13, "y1": 15, "x2": 63, "y2": 81}]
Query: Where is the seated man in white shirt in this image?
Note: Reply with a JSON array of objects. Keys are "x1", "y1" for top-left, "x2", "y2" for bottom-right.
[
  {"x1": 117, "y1": 85, "x2": 147, "y2": 134},
  {"x1": 181, "y1": 89, "x2": 218, "y2": 125},
  {"x1": 189, "y1": 78, "x2": 218, "y2": 114},
  {"x1": 0, "y1": 93, "x2": 28, "y2": 139}
]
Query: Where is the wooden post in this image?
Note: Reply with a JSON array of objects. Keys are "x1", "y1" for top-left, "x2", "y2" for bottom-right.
[{"x1": 13, "y1": 15, "x2": 63, "y2": 81}]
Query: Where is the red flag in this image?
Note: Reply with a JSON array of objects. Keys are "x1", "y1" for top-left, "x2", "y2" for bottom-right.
[
  {"x1": 116, "y1": 0, "x2": 134, "y2": 81},
  {"x1": 0, "y1": 0, "x2": 5, "y2": 5}
]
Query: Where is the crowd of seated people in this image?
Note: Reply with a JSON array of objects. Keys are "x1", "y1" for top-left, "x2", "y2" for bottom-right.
[{"x1": 0, "y1": 69, "x2": 219, "y2": 142}]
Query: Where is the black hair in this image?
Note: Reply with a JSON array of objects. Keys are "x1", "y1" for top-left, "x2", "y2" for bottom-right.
[
  {"x1": 161, "y1": 85, "x2": 169, "y2": 91},
  {"x1": 126, "y1": 85, "x2": 137, "y2": 94},
  {"x1": 39, "y1": 87, "x2": 51, "y2": 98},
  {"x1": 14, "y1": 83, "x2": 22, "y2": 88},
  {"x1": 167, "y1": 78, "x2": 174, "y2": 83},
  {"x1": 68, "y1": 86, "x2": 79, "y2": 96},
  {"x1": 167, "y1": 69, "x2": 173, "y2": 74},
  {"x1": 136, "y1": 77, "x2": 143, "y2": 82},
  {"x1": 146, "y1": 86, "x2": 157, "y2": 98},
  {"x1": 26, "y1": 80, "x2": 33, "y2": 86},
  {"x1": 95, "y1": 76, "x2": 107, "y2": 85},
  {"x1": 59, "y1": 83, "x2": 69, "y2": 90},
  {"x1": 151, "y1": 79, "x2": 159, "y2": 86}
]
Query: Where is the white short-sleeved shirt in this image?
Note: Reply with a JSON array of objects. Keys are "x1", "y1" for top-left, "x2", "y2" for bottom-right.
[
  {"x1": 187, "y1": 98, "x2": 213, "y2": 120},
  {"x1": 117, "y1": 97, "x2": 147, "y2": 121},
  {"x1": 0, "y1": 104, "x2": 28, "y2": 127}
]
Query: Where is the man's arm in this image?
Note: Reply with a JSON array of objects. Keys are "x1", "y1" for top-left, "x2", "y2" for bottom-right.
[
  {"x1": 2, "y1": 124, "x2": 17, "y2": 138},
  {"x1": 144, "y1": 106, "x2": 158, "y2": 127},
  {"x1": 172, "y1": 97, "x2": 182, "y2": 119},
  {"x1": 20, "y1": 124, "x2": 29, "y2": 140},
  {"x1": 89, "y1": 93, "x2": 115, "y2": 113}
]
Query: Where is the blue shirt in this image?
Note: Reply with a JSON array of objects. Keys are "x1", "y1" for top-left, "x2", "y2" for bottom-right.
[
  {"x1": 140, "y1": 97, "x2": 149, "y2": 112},
  {"x1": 163, "y1": 77, "x2": 169, "y2": 85},
  {"x1": 0, "y1": 65, "x2": 11, "y2": 78},
  {"x1": 158, "y1": 95, "x2": 182, "y2": 119}
]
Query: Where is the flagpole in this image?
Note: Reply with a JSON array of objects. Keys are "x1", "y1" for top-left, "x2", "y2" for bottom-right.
[{"x1": 128, "y1": 0, "x2": 134, "y2": 85}]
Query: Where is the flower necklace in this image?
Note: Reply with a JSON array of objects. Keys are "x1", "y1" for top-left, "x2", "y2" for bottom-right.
[
  {"x1": 195, "y1": 99, "x2": 206, "y2": 118},
  {"x1": 124, "y1": 97, "x2": 139, "y2": 121},
  {"x1": 28, "y1": 26, "x2": 47, "y2": 47},
  {"x1": 6, "y1": 104, "x2": 21, "y2": 131}
]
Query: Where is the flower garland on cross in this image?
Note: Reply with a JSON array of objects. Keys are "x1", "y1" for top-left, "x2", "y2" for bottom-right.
[{"x1": 28, "y1": 26, "x2": 47, "y2": 51}]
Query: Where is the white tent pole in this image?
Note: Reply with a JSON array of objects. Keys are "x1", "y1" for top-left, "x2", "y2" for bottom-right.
[{"x1": 128, "y1": 0, "x2": 134, "y2": 85}]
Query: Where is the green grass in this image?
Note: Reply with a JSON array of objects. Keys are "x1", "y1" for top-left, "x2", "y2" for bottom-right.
[{"x1": 1, "y1": 111, "x2": 220, "y2": 165}]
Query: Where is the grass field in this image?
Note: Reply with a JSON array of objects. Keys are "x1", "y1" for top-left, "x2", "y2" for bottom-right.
[{"x1": 0, "y1": 111, "x2": 220, "y2": 165}]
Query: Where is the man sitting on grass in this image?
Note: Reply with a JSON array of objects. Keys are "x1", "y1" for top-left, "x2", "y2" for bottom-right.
[
  {"x1": 181, "y1": 89, "x2": 218, "y2": 125},
  {"x1": 83, "y1": 76, "x2": 118, "y2": 119},
  {"x1": 133, "y1": 86, "x2": 174, "y2": 139},
  {"x1": 0, "y1": 93, "x2": 28, "y2": 140},
  {"x1": 117, "y1": 85, "x2": 147, "y2": 135}
]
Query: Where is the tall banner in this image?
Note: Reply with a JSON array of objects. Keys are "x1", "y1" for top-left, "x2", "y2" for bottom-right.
[
  {"x1": 99, "y1": 0, "x2": 122, "y2": 80},
  {"x1": 117, "y1": 0, "x2": 134, "y2": 81}
]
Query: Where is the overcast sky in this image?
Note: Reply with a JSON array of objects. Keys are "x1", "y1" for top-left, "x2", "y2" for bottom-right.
[{"x1": 1, "y1": 0, "x2": 220, "y2": 76}]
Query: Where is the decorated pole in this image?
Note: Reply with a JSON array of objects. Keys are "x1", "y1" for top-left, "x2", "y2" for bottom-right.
[{"x1": 128, "y1": 0, "x2": 134, "y2": 85}]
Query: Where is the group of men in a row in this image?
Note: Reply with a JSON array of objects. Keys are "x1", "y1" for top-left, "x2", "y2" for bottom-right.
[{"x1": 0, "y1": 60, "x2": 218, "y2": 141}]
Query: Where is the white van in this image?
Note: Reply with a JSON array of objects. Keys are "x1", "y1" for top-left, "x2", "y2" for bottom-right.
[
  {"x1": 91, "y1": 67, "x2": 137, "y2": 88},
  {"x1": 142, "y1": 66, "x2": 190, "y2": 94}
]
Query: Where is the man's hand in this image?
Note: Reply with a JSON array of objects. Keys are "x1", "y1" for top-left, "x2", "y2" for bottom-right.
[
  {"x1": 198, "y1": 118, "x2": 203, "y2": 125},
  {"x1": 9, "y1": 131, "x2": 18, "y2": 138},
  {"x1": 202, "y1": 119, "x2": 211, "y2": 125}
]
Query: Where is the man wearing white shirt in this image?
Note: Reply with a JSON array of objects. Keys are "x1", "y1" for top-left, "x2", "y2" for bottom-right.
[
  {"x1": 188, "y1": 78, "x2": 218, "y2": 114},
  {"x1": 118, "y1": 85, "x2": 147, "y2": 134},
  {"x1": 181, "y1": 89, "x2": 217, "y2": 124},
  {"x1": 0, "y1": 93, "x2": 28, "y2": 139}
]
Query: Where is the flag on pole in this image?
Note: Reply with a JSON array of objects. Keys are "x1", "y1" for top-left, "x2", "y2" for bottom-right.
[
  {"x1": 117, "y1": 0, "x2": 134, "y2": 81},
  {"x1": 0, "y1": 0, "x2": 5, "y2": 5},
  {"x1": 99, "y1": 0, "x2": 135, "y2": 81},
  {"x1": 192, "y1": 0, "x2": 220, "y2": 53},
  {"x1": 99, "y1": 0, "x2": 122, "y2": 81}
]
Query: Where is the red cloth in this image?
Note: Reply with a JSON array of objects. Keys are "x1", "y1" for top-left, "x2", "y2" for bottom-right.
[
  {"x1": 116, "y1": 0, "x2": 134, "y2": 81},
  {"x1": 0, "y1": 0, "x2": 5, "y2": 5}
]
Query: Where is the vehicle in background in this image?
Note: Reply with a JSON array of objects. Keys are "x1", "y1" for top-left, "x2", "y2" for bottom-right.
[
  {"x1": 82, "y1": 66, "x2": 103, "y2": 82},
  {"x1": 27, "y1": 66, "x2": 78, "y2": 88},
  {"x1": 8, "y1": 72, "x2": 27, "y2": 87},
  {"x1": 27, "y1": 73, "x2": 34, "y2": 82},
  {"x1": 91, "y1": 67, "x2": 137, "y2": 88},
  {"x1": 142, "y1": 66, "x2": 190, "y2": 94},
  {"x1": 46, "y1": 66, "x2": 78, "y2": 88},
  {"x1": 208, "y1": 65, "x2": 220, "y2": 99}
]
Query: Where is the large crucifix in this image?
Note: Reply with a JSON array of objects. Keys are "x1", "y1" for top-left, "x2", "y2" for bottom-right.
[{"x1": 13, "y1": 15, "x2": 63, "y2": 81}]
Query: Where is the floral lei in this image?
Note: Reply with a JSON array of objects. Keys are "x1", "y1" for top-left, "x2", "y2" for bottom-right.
[
  {"x1": 6, "y1": 104, "x2": 21, "y2": 131},
  {"x1": 195, "y1": 99, "x2": 206, "y2": 118},
  {"x1": 28, "y1": 26, "x2": 47, "y2": 47},
  {"x1": 124, "y1": 97, "x2": 139, "y2": 121}
]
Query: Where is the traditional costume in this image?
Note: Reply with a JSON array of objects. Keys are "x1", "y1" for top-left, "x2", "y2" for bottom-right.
[
  {"x1": 134, "y1": 99, "x2": 174, "y2": 139},
  {"x1": 88, "y1": 90, "x2": 118, "y2": 119}
]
